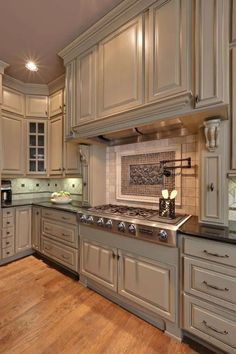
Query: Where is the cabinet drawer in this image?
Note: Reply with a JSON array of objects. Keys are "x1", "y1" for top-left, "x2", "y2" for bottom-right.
[
  {"x1": 2, "y1": 208, "x2": 14, "y2": 218},
  {"x1": 2, "y1": 217, "x2": 14, "y2": 229},
  {"x1": 41, "y1": 237, "x2": 78, "y2": 272},
  {"x1": 184, "y1": 257, "x2": 236, "y2": 309},
  {"x1": 42, "y1": 208, "x2": 77, "y2": 225},
  {"x1": 2, "y1": 236, "x2": 14, "y2": 249},
  {"x1": 2, "y1": 227, "x2": 14, "y2": 238},
  {"x1": 184, "y1": 295, "x2": 236, "y2": 353},
  {"x1": 42, "y1": 219, "x2": 78, "y2": 248},
  {"x1": 2, "y1": 245, "x2": 15, "y2": 259},
  {"x1": 183, "y1": 237, "x2": 236, "y2": 268}
]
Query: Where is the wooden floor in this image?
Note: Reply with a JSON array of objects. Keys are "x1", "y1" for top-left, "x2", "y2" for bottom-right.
[{"x1": 0, "y1": 256, "x2": 214, "y2": 354}]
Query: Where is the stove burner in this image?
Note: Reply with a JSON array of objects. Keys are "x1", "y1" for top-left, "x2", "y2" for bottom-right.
[{"x1": 88, "y1": 204, "x2": 158, "y2": 219}]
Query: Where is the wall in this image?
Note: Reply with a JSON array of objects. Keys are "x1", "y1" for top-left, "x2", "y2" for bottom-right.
[
  {"x1": 106, "y1": 135, "x2": 199, "y2": 216},
  {"x1": 8, "y1": 178, "x2": 82, "y2": 201}
]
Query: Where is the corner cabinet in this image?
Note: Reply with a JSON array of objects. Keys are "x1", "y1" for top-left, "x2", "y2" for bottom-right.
[
  {"x1": 25, "y1": 95, "x2": 48, "y2": 118},
  {"x1": 15, "y1": 206, "x2": 32, "y2": 253},
  {"x1": 49, "y1": 90, "x2": 63, "y2": 117}
]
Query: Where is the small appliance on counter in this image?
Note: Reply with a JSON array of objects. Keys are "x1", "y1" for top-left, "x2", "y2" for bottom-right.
[{"x1": 1, "y1": 180, "x2": 12, "y2": 205}]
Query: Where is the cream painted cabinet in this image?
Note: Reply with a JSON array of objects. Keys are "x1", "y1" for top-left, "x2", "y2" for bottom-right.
[
  {"x1": 195, "y1": 0, "x2": 229, "y2": 108},
  {"x1": 65, "y1": 61, "x2": 76, "y2": 138},
  {"x1": 1, "y1": 114, "x2": 24, "y2": 175},
  {"x1": 148, "y1": 0, "x2": 191, "y2": 103},
  {"x1": 232, "y1": 0, "x2": 236, "y2": 44},
  {"x1": 15, "y1": 206, "x2": 31, "y2": 253},
  {"x1": 76, "y1": 47, "x2": 96, "y2": 124},
  {"x1": 31, "y1": 207, "x2": 41, "y2": 251},
  {"x1": 231, "y1": 45, "x2": 236, "y2": 169},
  {"x1": 64, "y1": 142, "x2": 80, "y2": 175},
  {"x1": 81, "y1": 239, "x2": 117, "y2": 291},
  {"x1": 98, "y1": 15, "x2": 144, "y2": 117},
  {"x1": 49, "y1": 90, "x2": 63, "y2": 117},
  {"x1": 25, "y1": 95, "x2": 48, "y2": 117},
  {"x1": 2, "y1": 87, "x2": 24, "y2": 115},
  {"x1": 49, "y1": 115, "x2": 63, "y2": 175}
]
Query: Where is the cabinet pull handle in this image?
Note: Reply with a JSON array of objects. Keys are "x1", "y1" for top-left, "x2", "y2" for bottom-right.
[
  {"x1": 6, "y1": 242, "x2": 10, "y2": 245},
  {"x1": 45, "y1": 111, "x2": 48, "y2": 116},
  {"x1": 7, "y1": 231, "x2": 10, "y2": 235},
  {"x1": 203, "y1": 250, "x2": 229, "y2": 258},
  {"x1": 6, "y1": 221, "x2": 10, "y2": 225},
  {"x1": 7, "y1": 211, "x2": 10, "y2": 215},
  {"x1": 117, "y1": 254, "x2": 120, "y2": 260},
  {"x1": 209, "y1": 183, "x2": 214, "y2": 192},
  {"x1": 202, "y1": 320, "x2": 228, "y2": 335},
  {"x1": 61, "y1": 254, "x2": 69, "y2": 260},
  {"x1": 6, "y1": 251, "x2": 10, "y2": 255},
  {"x1": 202, "y1": 281, "x2": 229, "y2": 292},
  {"x1": 195, "y1": 95, "x2": 199, "y2": 104},
  {"x1": 112, "y1": 252, "x2": 116, "y2": 259}
]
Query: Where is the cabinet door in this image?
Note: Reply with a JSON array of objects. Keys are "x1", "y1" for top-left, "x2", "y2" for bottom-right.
[
  {"x1": 232, "y1": 0, "x2": 236, "y2": 44},
  {"x1": 118, "y1": 250, "x2": 175, "y2": 321},
  {"x1": 15, "y1": 206, "x2": 31, "y2": 253},
  {"x1": 32, "y1": 207, "x2": 41, "y2": 251},
  {"x1": 80, "y1": 238, "x2": 117, "y2": 291},
  {"x1": 79, "y1": 145, "x2": 90, "y2": 205},
  {"x1": 27, "y1": 120, "x2": 47, "y2": 175},
  {"x1": 76, "y1": 47, "x2": 96, "y2": 124},
  {"x1": 195, "y1": 0, "x2": 229, "y2": 108},
  {"x1": 232, "y1": 47, "x2": 236, "y2": 169},
  {"x1": 1, "y1": 115, "x2": 24, "y2": 175},
  {"x1": 64, "y1": 142, "x2": 81, "y2": 175},
  {"x1": 65, "y1": 61, "x2": 76, "y2": 138},
  {"x1": 148, "y1": 0, "x2": 191, "y2": 102},
  {"x1": 49, "y1": 116, "x2": 63, "y2": 175},
  {"x1": 49, "y1": 90, "x2": 63, "y2": 117},
  {"x1": 98, "y1": 15, "x2": 144, "y2": 117},
  {"x1": 25, "y1": 95, "x2": 48, "y2": 117},
  {"x1": 2, "y1": 87, "x2": 24, "y2": 115}
]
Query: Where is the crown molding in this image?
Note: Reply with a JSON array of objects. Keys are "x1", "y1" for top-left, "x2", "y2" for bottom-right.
[
  {"x1": 48, "y1": 74, "x2": 65, "y2": 95},
  {"x1": 0, "y1": 60, "x2": 9, "y2": 74},
  {"x1": 3, "y1": 74, "x2": 49, "y2": 95},
  {"x1": 58, "y1": 0, "x2": 155, "y2": 63}
]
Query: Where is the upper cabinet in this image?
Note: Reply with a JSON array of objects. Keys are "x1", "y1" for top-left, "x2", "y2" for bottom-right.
[
  {"x1": 194, "y1": 0, "x2": 229, "y2": 108},
  {"x1": 25, "y1": 95, "x2": 48, "y2": 118},
  {"x1": 48, "y1": 115, "x2": 63, "y2": 175},
  {"x1": 49, "y1": 90, "x2": 63, "y2": 117},
  {"x1": 232, "y1": 0, "x2": 236, "y2": 44},
  {"x1": 65, "y1": 61, "x2": 76, "y2": 138},
  {"x1": 2, "y1": 87, "x2": 24, "y2": 115},
  {"x1": 98, "y1": 16, "x2": 144, "y2": 117},
  {"x1": 148, "y1": 0, "x2": 191, "y2": 102}
]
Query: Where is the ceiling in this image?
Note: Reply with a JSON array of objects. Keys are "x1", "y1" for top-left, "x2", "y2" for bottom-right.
[{"x1": 0, "y1": 0, "x2": 123, "y2": 84}]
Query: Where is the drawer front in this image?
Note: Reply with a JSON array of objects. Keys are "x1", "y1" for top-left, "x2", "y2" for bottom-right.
[
  {"x1": 42, "y1": 219, "x2": 78, "y2": 248},
  {"x1": 184, "y1": 237, "x2": 236, "y2": 267},
  {"x1": 2, "y1": 245, "x2": 15, "y2": 259},
  {"x1": 2, "y1": 217, "x2": 14, "y2": 229},
  {"x1": 184, "y1": 257, "x2": 236, "y2": 308},
  {"x1": 2, "y1": 236, "x2": 14, "y2": 249},
  {"x1": 2, "y1": 227, "x2": 14, "y2": 238},
  {"x1": 2, "y1": 208, "x2": 14, "y2": 218},
  {"x1": 42, "y1": 208, "x2": 77, "y2": 225},
  {"x1": 41, "y1": 237, "x2": 78, "y2": 272},
  {"x1": 184, "y1": 295, "x2": 236, "y2": 353}
]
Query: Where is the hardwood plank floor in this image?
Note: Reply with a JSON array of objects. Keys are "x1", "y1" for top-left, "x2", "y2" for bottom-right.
[{"x1": 0, "y1": 256, "x2": 214, "y2": 354}]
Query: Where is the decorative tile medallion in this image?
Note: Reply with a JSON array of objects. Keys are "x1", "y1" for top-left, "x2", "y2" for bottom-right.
[{"x1": 129, "y1": 164, "x2": 164, "y2": 185}]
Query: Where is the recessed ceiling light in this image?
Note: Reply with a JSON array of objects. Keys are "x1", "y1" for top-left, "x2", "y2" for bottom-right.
[{"x1": 25, "y1": 61, "x2": 38, "y2": 72}]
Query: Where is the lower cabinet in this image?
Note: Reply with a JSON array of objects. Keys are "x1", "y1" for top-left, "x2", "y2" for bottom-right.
[
  {"x1": 31, "y1": 206, "x2": 41, "y2": 251},
  {"x1": 15, "y1": 206, "x2": 32, "y2": 253}
]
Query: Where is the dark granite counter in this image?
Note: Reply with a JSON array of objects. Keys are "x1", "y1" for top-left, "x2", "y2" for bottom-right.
[{"x1": 179, "y1": 216, "x2": 236, "y2": 245}]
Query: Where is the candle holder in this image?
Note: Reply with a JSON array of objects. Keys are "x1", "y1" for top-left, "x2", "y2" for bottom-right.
[{"x1": 159, "y1": 198, "x2": 175, "y2": 219}]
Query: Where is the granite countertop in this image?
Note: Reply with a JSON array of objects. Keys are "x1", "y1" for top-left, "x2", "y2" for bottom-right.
[{"x1": 179, "y1": 216, "x2": 236, "y2": 244}]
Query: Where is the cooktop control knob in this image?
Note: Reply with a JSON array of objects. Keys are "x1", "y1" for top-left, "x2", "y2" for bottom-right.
[
  {"x1": 105, "y1": 219, "x2": 113, "y2": 229},
  {"x1": 97, "y1": 217, "x2": 105, "y2": 227},
  {"x1": 118, "y1": 221, "x2": 126, "y2": 232},
  {"x1": 87, "y1": 215, "x2": 94, "y2": 224},
  {"x1": 159, "y1": 229, "x2": 168, "y2": 241},
  {"x1": 80, "y1": 214, "x2": 87, "y2": 223},
  {"x1": 128, "y1": 224, "x2": 136, "y2": 235}
]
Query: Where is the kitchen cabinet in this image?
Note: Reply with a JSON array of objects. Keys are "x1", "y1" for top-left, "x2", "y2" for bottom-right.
[
  {"x1": 31, "y1": 207, "x2": 41, "y2": 251},
  {"x1": 48, "y1": 115, "x2": 63, "y2": 175},
  {"x1": 26, "y1": 120, "x2": 47, "y2": 175},
  {"x1": 49, "y1": 90, "x2": 63, "y2": 117},
  {"x1": 64, "y1": 141, "x2": 80, "y2": 175},
  {"x1": 25, "y1": 95, "x2": 48, "y2": 118},
  {"x1": 1, "y1": 208, "x2": 15, "y2": 260},
  {"x1": 194, "y1": 0, "x2": 229, "y2": 108},
  {"x1": 1, "y1": 114, "x2": 24, "y2": 175},
  {"x1": 98, "y1": 15, "x2": 144, "y2": 117},
  {"x1": 15, "y1": 206, "x2": 31, "y2": 253},
  {"x1": 148, "y1": 0, "x2": 191, "y2": 103},
  {"x1": 64, "y1": 61, "x2": 76, "y2": 138},
  {"x1": 231, "y1": 47, "x2": 236, "y2": 169},
  {"x1": 181, "y1": 235, "x2": 236, "y2": 354},
  {"x1": 76, "y1": 47, "x2": 96, "y2": 124},
  {"x1": 2, "y1": 87, "x2": 24, "y2": 115},
  {"x1": 232, "y1": 0, "x2": 236, "y2": 44}
]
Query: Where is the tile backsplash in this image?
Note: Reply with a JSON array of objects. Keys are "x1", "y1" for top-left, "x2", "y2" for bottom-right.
[
  {"x1": 10, "y1": 178, "x2": 83, "y2": 201},
  {"x1": 229, "y1": 178, "x2": 236, "y2": 220}
]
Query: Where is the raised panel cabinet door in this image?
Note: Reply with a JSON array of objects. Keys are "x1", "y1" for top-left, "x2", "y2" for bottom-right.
[
  {"x1": 15, "y1": 206, "x2": 31, "y2": 253},
  {"x1": 65, "y1": 61, "x2": 76, "y2": 138},
  {"x1": 31, "y1": 207, "x2": 41, "y2": 251},
  {"x1": 195, "y1": 0, "x2": 229, "y2": 108},
  {"x1": 1, "y1": 115, "x2": 24, "y2": 175},
  {"x1": 25, "y1": 95, "x2": 48, "y2": 117},
  {"x1": 148, "y1": 0, "x2": 191, "y2": 102},
  {"x1": 118, "y1": 250, "x2": 175, "y2": 321},
  {"x1": 232, "y1": 47, "x2": 236, "y2": 169},
  {"x1": 64, "y1": 142, "x2": 81, "y2": 175},
  {"x1": 231, "y1": 0, "x2": 236, "y2": 44},
  {"x1": 2, "y1": 87, "x2": 24, "y2": 115},
  {"x1": 49, "y1": 116, "x2": 63, "y2": 175},
  {"x1": 49, "y1": 90, "x2": 63, "y2": 118},
  {"x1": 80, "y1": 238, "x2": 117, "y2": 291},
  {"x1": 76, "y1": 47, "x2": 96, "y2": 124},
  {"x1": 98, "y1": 15, "x2": 144, "y2": 117}
]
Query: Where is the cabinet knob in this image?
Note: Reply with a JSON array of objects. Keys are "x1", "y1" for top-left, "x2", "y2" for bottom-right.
[
  {"x1": 45, "y1": 111, "x2": 48, "y2": 116},
  {"x1": 209, "y1": 183, "x2": 214, "y2": 192}
]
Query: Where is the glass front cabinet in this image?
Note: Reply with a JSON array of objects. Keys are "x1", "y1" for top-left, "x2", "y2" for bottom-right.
[{"x1": 27, "y1": 120, "x2": 47, "y2": 175}]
